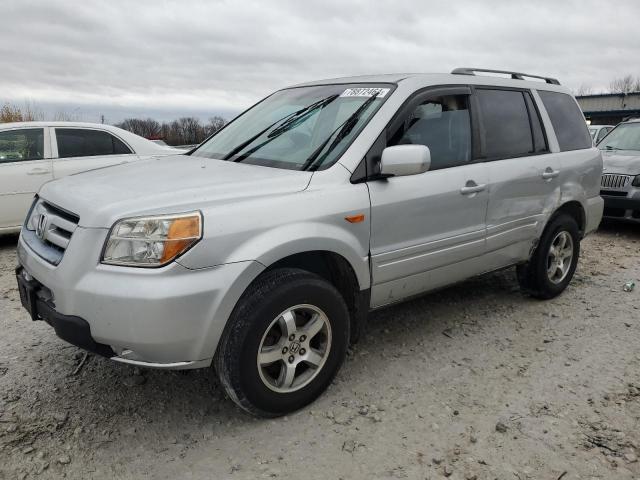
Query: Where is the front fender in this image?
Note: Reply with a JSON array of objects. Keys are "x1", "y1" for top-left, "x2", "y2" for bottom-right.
[
  {"x1": 177, "y1": 179, "x2": 372, "y2": 289},
  {"x1": 226, "y1": 221, "x2": 371, "y2": 289}
]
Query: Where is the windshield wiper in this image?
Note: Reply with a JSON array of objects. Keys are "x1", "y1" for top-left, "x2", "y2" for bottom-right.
[
  {"x1": 222, "y1": 94, "x2": 338, "y2": 161},
  {"x1": 301, "y1": 92, "x2": 380, "y2": 171},
  {"x1": 604, "y1": 145, "x2": 621, "y2": 150},
  {"x1": 267, "y1": 95, "x2": 338, "y2": 138}
]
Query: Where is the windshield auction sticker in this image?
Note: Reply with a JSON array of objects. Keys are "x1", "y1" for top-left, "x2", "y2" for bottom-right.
[{"x1": 340, "y1": 87, "x2": 390, "y2": 98}]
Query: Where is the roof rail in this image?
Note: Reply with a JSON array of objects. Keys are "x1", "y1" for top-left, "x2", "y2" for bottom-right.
[{"x1": 451, "y1": 67, "x2": 560, "y2": 85}]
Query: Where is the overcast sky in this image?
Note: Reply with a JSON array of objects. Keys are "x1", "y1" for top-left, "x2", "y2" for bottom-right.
[{"x1": 3, "y1": 0, "x2": 640, "y2": 123}]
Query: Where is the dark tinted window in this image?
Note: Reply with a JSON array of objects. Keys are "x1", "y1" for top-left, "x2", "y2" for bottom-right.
[
  {"x1": 56, "y1": 129, "x2": 132, "y2": 158},
  {"x1": 113, "y1": 136, "x2": 131, "y2": 154},
  {"x1": 388, "y1": 94, "x2": 472, "y2": 170},
  {"x1": 524, "y1": 92, "x2": 548, "y2": 153},
  {"x1": 538, "y1": 91, "x2": 592, "y2": 151},
  {"x1": 0, "y1": 128, "x2": 44, "y2": 163},
  {"x1": 477, "y1": 89, "x2": 533, "y2": 159}
]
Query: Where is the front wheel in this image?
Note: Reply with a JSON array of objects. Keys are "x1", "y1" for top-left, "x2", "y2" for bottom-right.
[
  {"x1": 517, "y1": 213, "x2": 580, "y2": 299},
  {"x1": 214, "y1": 268, "x2": 349, "y2": 417}
]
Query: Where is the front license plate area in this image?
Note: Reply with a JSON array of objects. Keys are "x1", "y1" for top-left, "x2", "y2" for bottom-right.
[{"x1": 15, "y1": 267, "x2": 40, "y2": 321}]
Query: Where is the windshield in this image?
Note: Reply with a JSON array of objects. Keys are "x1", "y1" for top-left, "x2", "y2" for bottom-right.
[
  {"x1": 598, "y1": 123, "x2": 640, "y2": 152},
  {"x1": 191, "y1": 84, "x2": 393, "y2": 170}
]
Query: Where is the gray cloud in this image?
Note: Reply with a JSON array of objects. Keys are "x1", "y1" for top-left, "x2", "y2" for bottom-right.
[{"x1": 3, "y1": 0, "x2": 640, "y2": 122}]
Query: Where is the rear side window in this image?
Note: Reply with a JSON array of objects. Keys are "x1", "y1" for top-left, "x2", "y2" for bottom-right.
[
  {"x1": 476, "y1": 89, "x2": 535, "y2": 159},
  {"x1": 0, "y1": 128, "x2": 44, "y2": 163},
  {"x1": 56, "y1": 129, "x2": 132, "y2": 158},
  {"x1": 538, "y1": 91, "x2": 592, "y2": 151}
]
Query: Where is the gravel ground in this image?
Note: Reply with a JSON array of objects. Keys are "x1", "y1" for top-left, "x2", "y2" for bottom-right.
[{"x1": 1, "y1": 223, "x2": 639, "y2": 480}]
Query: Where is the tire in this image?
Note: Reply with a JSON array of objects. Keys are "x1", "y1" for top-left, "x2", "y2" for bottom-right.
[
  {"x1": 214, "y1": 268, "x2": 350, "y2": 417},
  {"x1": 517, "y1": 213, "x2": 581, "y2": 300}
]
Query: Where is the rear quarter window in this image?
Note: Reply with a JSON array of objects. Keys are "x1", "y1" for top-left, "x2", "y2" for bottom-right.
[{"x1": 538, "y1": 91, "x2": 592, "y2": 151}]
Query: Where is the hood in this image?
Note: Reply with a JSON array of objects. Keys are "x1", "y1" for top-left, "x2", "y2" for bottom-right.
[
  {"x1": 39, "y1": 155, "x2": 313, "y2": 228},
  {"x1": 601, "y1": 150, "x2": 640, "y2": 176}
]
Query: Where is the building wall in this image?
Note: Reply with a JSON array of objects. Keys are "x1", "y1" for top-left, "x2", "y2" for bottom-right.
[{"x1": 577, "y1": 93, "x2": 640, "y2": 125}]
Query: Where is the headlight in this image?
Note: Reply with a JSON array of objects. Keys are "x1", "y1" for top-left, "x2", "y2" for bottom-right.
[
  {"x1": 102, "y1": 212, "x2": 202, "y2": 267},
  {"x1": 633, "y1": 175, "x2": 640, "y2": 187}
]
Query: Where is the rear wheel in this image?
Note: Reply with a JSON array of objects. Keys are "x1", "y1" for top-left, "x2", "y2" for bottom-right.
[
  {"x1": 517, "y1": 214, "x2": 580, "y2": 299},
  {"x1": 215, "y1": 268, "x2": 349, "y2": 417}
]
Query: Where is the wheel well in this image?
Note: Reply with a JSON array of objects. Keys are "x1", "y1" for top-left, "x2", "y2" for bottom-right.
[
  {"x1": 264, "y1": 251, "x2": 369, "y2": 343},
  {"x1": 554, "y1": 201, "x2": 586, "y2": 237}
]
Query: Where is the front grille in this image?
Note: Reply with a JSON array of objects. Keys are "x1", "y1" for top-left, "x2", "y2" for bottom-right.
[
  {"x1": 601, "y1": 174, "x2": 631, "y2": 190},
  {"x1": 23, "y1": 199, "x2": 79, "y2": 265}
]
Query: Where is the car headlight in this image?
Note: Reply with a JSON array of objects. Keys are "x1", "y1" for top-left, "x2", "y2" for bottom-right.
[
  {"x1": 633, "y1": 175, "x2": 640, "y2": 187},
  {"x1": 102, "y1": 212, "x2": 202, "y2": 267}
]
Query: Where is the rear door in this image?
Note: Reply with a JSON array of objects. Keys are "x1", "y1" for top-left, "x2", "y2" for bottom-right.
[
  {"x1": 477, "y1": 87, "x2": 561, "y2": 266},
  {"x1": 52, "y1": 127, "x2": 137, "y2": 178},
  {"x1": 367, "y1": 86, "x2": 490, "y2": 307},
  {"x1": 0, "y1": 127, "x2": 53, "y2": 230}
]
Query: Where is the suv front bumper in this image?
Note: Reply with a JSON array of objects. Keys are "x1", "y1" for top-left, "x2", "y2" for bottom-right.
[
  {"x1": 601, "y1": 190, "x2": 640, "y2": 222},
  {"x1": 16, "y1": 266, "x2": 116, "y2": 358},
  {"x1": 16, "y1": 229, "x2": 264, "y2": 369}
]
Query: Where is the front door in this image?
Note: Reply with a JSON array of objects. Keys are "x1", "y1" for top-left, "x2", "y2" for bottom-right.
[
  {"x1": 366, "y1": 87, "x2": 489, "y2": 307},
  {"x1": 0, "y1": 127, "x2": 53, "y2": 230}
]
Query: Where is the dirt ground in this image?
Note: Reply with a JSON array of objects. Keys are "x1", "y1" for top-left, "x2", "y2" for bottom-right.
[{"x1": 1, "y1": 222, "x2": 639, "y2": 480}]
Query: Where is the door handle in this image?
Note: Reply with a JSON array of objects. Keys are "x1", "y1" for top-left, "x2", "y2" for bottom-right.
[
  {"x1": 542, "y1": 168, "x2": 560, "y2": 180},
  {"x1": 460, "y1": 181, "x2": 487, "y2": 195},
  {"x1": 27, "y1": 168, "x2": 51, "y2": 176}
]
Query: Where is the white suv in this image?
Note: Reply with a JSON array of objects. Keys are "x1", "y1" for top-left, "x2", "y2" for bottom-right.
[
  {"x1": 15, "y1": 69, "x2": 603, "y2": 416},
  {"x1": 0, "y1": 122, "x2": 181, "y2": 233}
]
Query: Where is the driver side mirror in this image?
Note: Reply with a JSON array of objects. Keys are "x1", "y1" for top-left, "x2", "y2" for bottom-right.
[{"x1": 380, "y1": 145, "x2": 431, "y2": 177}]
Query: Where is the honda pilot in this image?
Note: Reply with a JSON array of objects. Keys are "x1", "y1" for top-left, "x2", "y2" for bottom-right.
[{"x1": 16, "y1": 68, "x2": 603, "y2": 416}]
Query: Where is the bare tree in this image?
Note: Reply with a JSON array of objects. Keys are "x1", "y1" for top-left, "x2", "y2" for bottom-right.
[
  {"x1": 176, "y1": 117, "x2": 204, "y2": 144},
  {"x1": 117, "y1": 118, "x2": 161, "y2": 138},
  {"x1": 575, "y1": 84, "x2": 593, "y2": 96},
  {"x1": 205, "y1": 116, "x2": 227, "y2": 136},
  {"x1": 0, "y1": 102, "x2": 43, "y2": 123},
  {"x1": 106, "y1": 116, "x2": 227, "y2": 145},
  {"x1": 609, "y1": 75, "x2": 640, "y2": 94}
]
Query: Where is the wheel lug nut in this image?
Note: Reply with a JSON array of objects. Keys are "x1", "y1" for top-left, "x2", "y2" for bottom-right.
[
  {"x1": 288, "y1": 355, "x2": 295, "y2": 363},
  {"x1": 299, "y1": 348, "x2": 306, "y2": 355},
  {"x1": 299, "y1": 335, "x2": 306, "y2": 342},
  {"x1": 289, "y1": 334, "x2": 295, "y2": 341},
  {"x1": 282, "y1": 347, "x2": 288, "y2": 354}
]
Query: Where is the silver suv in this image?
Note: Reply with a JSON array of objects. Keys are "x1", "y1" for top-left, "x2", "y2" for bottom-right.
[
  {"x1": 598, "y1": 118, "x2": 640, "y2": 222},
  {"x1": 15, "y1": 68, "x2": 603, "y2": 416}
]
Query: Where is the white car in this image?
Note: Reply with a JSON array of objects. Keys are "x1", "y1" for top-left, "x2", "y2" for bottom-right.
[
  {"x1": 0, "y1": 122, "x2": 182, "y2": 233},
  {"x1": 588, "y1": 124, "x2": 613, "y2": 145}
]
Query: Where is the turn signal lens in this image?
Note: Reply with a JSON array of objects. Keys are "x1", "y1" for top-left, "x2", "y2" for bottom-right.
[
  {"x1": 345, "y1": 214, "x2": 365, "y2": 223},
  {"x1": 102, "y1": 212, "x2": 202, "y2": 267}
]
